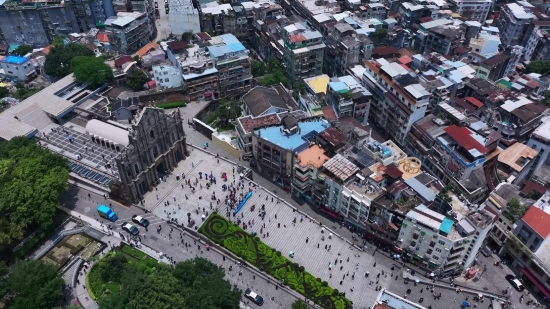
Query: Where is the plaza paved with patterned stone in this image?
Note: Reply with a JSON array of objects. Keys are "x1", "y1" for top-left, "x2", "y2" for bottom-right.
[{"x1": 144, "y1": 148, "x2": 393, "y2": 308}]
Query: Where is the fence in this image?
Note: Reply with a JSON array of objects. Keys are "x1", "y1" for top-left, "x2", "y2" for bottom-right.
[{"x1": 33, "y1": 225, "x2": 105, "y2": 260}]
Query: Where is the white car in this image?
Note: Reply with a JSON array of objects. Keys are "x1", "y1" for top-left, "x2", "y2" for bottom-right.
[
  {"x1": 244, "y1": 288, "x2": 264, "y2": 306},
  {"x1": 121, "y1": 222, "x2": 139, "y2": 236}
]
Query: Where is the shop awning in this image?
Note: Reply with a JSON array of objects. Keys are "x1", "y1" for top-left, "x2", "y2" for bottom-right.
[
  {"x1": 413, "y1": 254, "x2": 423, "y2": 261},
  {"x1": 520, "y1": 267, "x2": 550, "y2": 299}
]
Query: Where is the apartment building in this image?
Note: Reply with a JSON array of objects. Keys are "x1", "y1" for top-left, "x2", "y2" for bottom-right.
[
  {"x1": 497, "y1": 2, "x2": 538, "y2": 47},
  {"x1": 326, "y1": 75, "x2": 372, "y2": 121},
  {"x1": 105, "y1": 12, "x2": 153, "y2": 53},
  {"x1": 362, "y1": 59, "x2": 430, "y2": 146},
  {"x1": 0, "y1": 56, "x2": 36, "y2": 82},
  {"x1": 152, "y1": 65, "x2": 183, "y2": 89},
  {"x1": 199, "y1": 4, "x2": 237, "y2": 38},
  {"x1": 169, "y1": 0, "x2": 200, "y2": 35},
  {"x1": 487, "y1": 96, "x2": 547, "y2": 141},
  {"x1": 504, "y1": 192, "x2": 550, "y2": 300},
  {"x1": 404, "y1": 114, "x2": 448, "y2": 168},
  {"x1": 0, "y1": 0, "x2": 115, "y2": 47},
  {"x1": 413, "y1": 19, "x2": 465, "y2": 55},
  {"x1": 208, "y1": 34, "x2": 252, "y2": 98},
  {"x1": 431, "y1": 125, "x2": 492, "y2": 201},
  {"x1": 166, "y1": 40, "x2": 218, "y2": 100},
  {"x1": 292, "y1": 144, "x2": 330, "y2": 203},
  {"x1": 281, "y1": 22, "x2": 325, "y2": 85},
  {"x1": 251, "y1": 116, "x2": 329, "y2": 190},
  {"x1": 400, "y1": 204, "x2": 496, "y2": 275},
  {"x1": 527, "y1": 120, "x2": 550, "y2": 183},
  {"x1": 399, "y1": 2, "x2": 429, "y2": 29},
  {"x1": 447, "y1": 0, "x2": 491, "y2": 23},
  {"x1": 476, "y1": 54, "x2": 509, "y2": 81},
  {"x1": 324, "y1": 22, "x2": 373, "y2": 77}
]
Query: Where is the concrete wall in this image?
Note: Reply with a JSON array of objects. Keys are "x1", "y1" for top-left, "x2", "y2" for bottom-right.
[{"x1": 212, "y1": 133, "x2": 242, "y2": 159}]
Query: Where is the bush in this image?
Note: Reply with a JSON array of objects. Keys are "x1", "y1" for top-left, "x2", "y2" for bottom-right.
[
  {"x1": 199, "y1": 213, "x2": 352, "y2": 309},
  {"x1": 155, "y1": 101, "x2": 187, "y2": 109}
]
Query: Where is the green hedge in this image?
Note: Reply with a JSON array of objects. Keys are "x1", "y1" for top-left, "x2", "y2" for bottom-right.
[
  {"x1": 87, "y1": 262, "x2": 99, "y2": 300},
  {"x1": 199, "y1": 213, "x2": 352, "y2": 309},
  {"x1": 155, "y1": 101, "x2": 187, "y2": 109}
]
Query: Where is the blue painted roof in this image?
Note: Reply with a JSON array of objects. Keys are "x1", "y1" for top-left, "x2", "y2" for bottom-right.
[
  {"x1": 2, "y1": 55, "x2": 29, "y2": 65},
  {"x1": 328, "y1": 81, "x2": 348, "y2": 93},
  {"x1": 209, "y1": 34, "x2": 246, "y2": 58},
  {"x1": 254, "y1": 120, "x2": 328, "y2": 150},
  {"x1": 440, "y1": 218, "x2": 454, "y2": 234}
]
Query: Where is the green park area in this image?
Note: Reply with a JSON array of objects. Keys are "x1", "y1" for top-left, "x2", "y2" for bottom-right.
[
  {"x1": 88, "y1": 245, "x2": 241, "y2": 309},
  {"x1": 199, "y1": 213, "x2": 353, "y2": 309}
]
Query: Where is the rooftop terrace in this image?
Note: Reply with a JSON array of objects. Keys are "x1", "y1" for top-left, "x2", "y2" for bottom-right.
[{"x1": 254, "y1": 118, "x2": 328, "y2": 150}]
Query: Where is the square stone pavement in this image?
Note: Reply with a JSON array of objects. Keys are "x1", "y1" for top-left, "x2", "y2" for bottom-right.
[{"x1": 146, "y1": 149, "x2": 394, "y2": 309}]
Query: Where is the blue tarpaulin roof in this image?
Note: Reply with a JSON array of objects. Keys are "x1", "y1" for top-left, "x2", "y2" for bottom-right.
[{"x1": 1, "y1": 55, "x2": 29, "y2": 64}]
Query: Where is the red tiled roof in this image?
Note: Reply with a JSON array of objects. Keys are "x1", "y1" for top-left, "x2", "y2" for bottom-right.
[
  {"x1": 289, "y1": 34, "x2": 306, "y2": 43},
  {"x1": 418, "y1": 16, "x2": 433, "y2": 23},
  {"x1": 454, "y1": 46, "x2": 469, "y2": 54},
  {"x1": 522, "y1": 206, "x2": 550, "y2": 238},
  {"x1": 520, "y1": 180, "x2": 546, "y2": 196},
  {"x1": 41, "y1": 45, "x2": 53, "y2": 55},
  {"x1": 239, "y1": 114, "x2": 280, "y2": 134},
  {"x1": 320, "y1": 127, "x2": 346, "y2": 146},
  {"x1": 321, "y1": 106, "x2": 337, "y2": 120},
  {"x1": 372, "y1": 47, "x2": 399, "y2": 57},
  {"x1": 444, "y1": 125, "x2": 489, "y2": 154},
  {"x1": 385, "y1": 164, "x2": 403, "y2": 179},
  {"x1": 397, "y1": 56, "x2": 413, "y2": 65},
  {"x1": 97, "y1": 33, "x2": 109, "y2": 43},
  {"x1": 450, "y1": 97, "x2": 475, "y2": 111},
  {"x1": 447, "y1": 162, "x2": 459, "y2": 172},
  {"x1": 464, "y1": 96, "x2": 483, "y2": 108},
  {"x1": 147, "y1": 80, "x2": 156, "y2": 88},
  {"x1": 196, "y1": 32, "x2": 211, "y2": 40},
  {"x1": 114, "y1": 55, "x2": 134, "y2": 68},
  {"x1": 387, "y1": 181, "x2": 409, "y2": 196}
]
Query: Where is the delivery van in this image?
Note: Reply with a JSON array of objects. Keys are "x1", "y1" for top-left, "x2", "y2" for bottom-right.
[{"x1": 97, "y1": 204, "x2": 118, "y2": 222}]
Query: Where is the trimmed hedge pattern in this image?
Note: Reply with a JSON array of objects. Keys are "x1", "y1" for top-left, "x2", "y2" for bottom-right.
[
  {"x1": 199, "y1": 213, "x2": 352, "y2": 309},
  {"x1": 155, "y1": 101, "x2": 187, "y2": 109}
]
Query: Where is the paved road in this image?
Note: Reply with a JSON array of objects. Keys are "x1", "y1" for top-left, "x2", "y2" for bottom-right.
[
  {"x1": 155, "y1": 0, "x2": 171, "y2": 41},
  {"x1": 60, "y1": 195, "x2": 302, "y2": 309}
]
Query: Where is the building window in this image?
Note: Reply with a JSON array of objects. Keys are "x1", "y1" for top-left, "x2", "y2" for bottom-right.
[
  {"x1": 435, "y1": 248, "x2": 442, "y2": 253},
  {"x1": 134, "y1": 163, "x2": 140, "y2": 174},
  {"x1": 150, "y1": 130, "x2": 155, "y2": 139},
  {"x1": 438, "y1": 240, "x2": 445, "y2": 245},
  {"x1": 432, "y1": 255, "x2": 439, "y2": 260}
]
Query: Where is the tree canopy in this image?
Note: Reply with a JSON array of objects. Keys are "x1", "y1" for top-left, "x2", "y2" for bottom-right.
[
  {"x1": 0, "y1": 137, "x2": 70, "y2": 248},
  {"x1": 292, "y1": 300, "x2": 310, "y2": 309},
  {"x1": 293, "y1": 79, "x2": 306, "y2": 99},
  {"x1": 71, "y1": 56, "x2": 113, "y2": 89},
  {"x1": 251, "y1": 59, "x2": 268, "y2": 77},
  {"x1": 44, "y1": 43, "x2": 95, "y2": 78},
  {"x1": 0, "y1": 259, "x2": 65, "y2": 309},
  {"x1": 96, "y1": 256, "x2": 241, "y2": 309},
  {"x1": 11, "y1": 45, "x2": 32, "y2": 56},
  {"x1": 504, "y1": 198, "x2": 527, "y2": 222},
  {"x1": 526, "y1": 61, "x2": 550, "y2": 75},
  {"x1": 258, "y1": 57, "x2": 288, "y2": 86},
  {"x1": 126, "y1": 70, "x2": 149, "y2": 91}
]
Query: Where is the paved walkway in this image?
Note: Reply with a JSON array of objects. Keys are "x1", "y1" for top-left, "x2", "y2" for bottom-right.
[
  {"x1": 59, "y1": 207, "x2": 302, "y2": 309},
  {"x1": 141, "y1": 147, "x2": 391, "y2": 308}
]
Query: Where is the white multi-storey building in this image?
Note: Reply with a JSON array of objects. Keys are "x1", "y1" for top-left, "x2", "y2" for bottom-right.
[
  {"x1": 169, "y1": 0, "x2": 200, "y2": 35},
  {"x1": 400, "y1": 204, "x2": 496, "y2": 275},
  {"x1": 362, "y1": 59, "x2": 430, "y2": 146},
  {"x1": 449, "y1": 0, "x2": 492, "y2": 23}
]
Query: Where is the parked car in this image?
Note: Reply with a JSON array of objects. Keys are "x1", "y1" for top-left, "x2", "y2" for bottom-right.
[
  {"x1": 505, "y1": 275, "x2": 525, "y2": 292},
  {"x1": 132, "y1": 215, "x2": 150, "y2": 227},
  {"x1": 244, "y1": 288, "x2": 264, "y2": 306},
  {"x1": 121, "y1": 222, "x2": 139, "y2": 236}
]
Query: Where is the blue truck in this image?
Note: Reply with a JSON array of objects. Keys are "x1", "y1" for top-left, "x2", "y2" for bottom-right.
[{"x1": 97, "y1": 204, "x2": 118, "y2": 222}]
